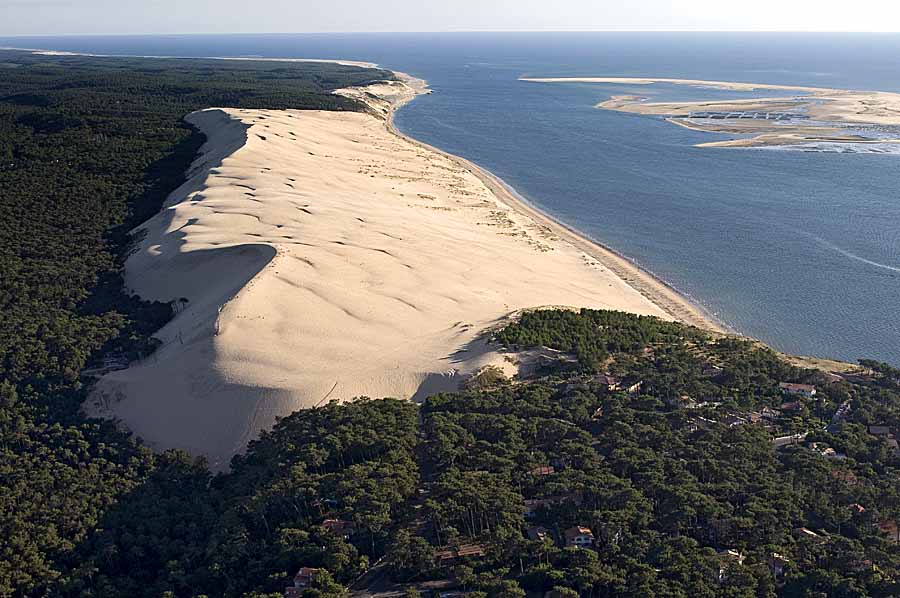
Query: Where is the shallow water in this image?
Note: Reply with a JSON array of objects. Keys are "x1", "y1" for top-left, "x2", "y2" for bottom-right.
[{"x1": 5, "y1": 32, "x2": 898, "y2": 364}]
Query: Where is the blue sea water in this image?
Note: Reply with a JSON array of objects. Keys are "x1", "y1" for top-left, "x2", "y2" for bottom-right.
[{"x1": 3, "y1": 32, "x2": 898, "y2": 365}]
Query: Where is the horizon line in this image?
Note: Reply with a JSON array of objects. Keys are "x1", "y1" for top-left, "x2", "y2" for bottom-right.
[{"x1": 4, "y1": 29, "x2": 900, "y2": 37}]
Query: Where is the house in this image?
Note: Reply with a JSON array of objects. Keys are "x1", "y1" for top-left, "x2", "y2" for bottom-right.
[
  {"x1": 527, "y1": 526, "x2": 552, "y2": 542},
  {"x1": 702, "y1": 365, "x2": 724, "y2": 378},
  {"x1": 832, "y1": 400, "x2": 852, "y2": 424},
  {"x1": 869, "y1": 425, "x2": 892, "y2": 436},
  {"x1": 717, "y1": 549, "x2": 745, "y2": 581},
  {"x1": 530, "y1": 465, "x2": 556, "y2": 477},
  {"x1": 626, "y1": 380, "x2": 644, "y2": 395},
  {"x1": 760, "y1": 406, "x2": 781, "y2": 420},
  {"x1": 886, "y1": 438, "x2": 900, "y2": 457},
  {"x1": 721, "y1": 414, "x2": 748, "y2": 428},
  {"x1": 435, "y1": 544, "x2": 486, "y2": 565},
  {"x1": 285, "y1": 567, "x2": 322, "y2": 596},
  {"x1": 593, "y1": 374, "x2": 620, "y2": 391},
  {"x1": 779, "y1": 383, "x2": 817, "y2": 398},
  {"x1": 320, "y1": 519, "x2": 356, "y2": 539},
  {"x1": 666, "y1": 395, "x2": 697, "y2": 410},
  {"x1": 564, "y1": 526, "x2": 595, "y2": 548},
  {"x1": 768, "y1": 553, "x2": 789, "y2": 577},
  {"x1": 821, "y1": 447, "x2": 847, "y2": 460},
  {"x1": 780, "y1": 401, "x2": 803, "y2": 412},
  {"x1": 848, "y1": 503, "x2": 866, "y2": 514},
  {"x1": 717, "y1": 549, "x2": 744, "y2": 565},
  {"x1": 793, "y1": 527, "x2": 827, "y2": 543},
  {"x1": 772, "y1": 432, "x2": 807, "y2": 448}
]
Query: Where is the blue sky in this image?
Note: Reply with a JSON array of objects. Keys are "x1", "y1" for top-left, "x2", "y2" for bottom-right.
[{"x1": 3, "y1": 0, "x2": 900, "y2": 35}]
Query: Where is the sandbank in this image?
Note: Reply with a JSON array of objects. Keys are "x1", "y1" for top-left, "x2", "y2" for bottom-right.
[{"x1": 522, "y1": 77, "x2": 900, "y2": 148}]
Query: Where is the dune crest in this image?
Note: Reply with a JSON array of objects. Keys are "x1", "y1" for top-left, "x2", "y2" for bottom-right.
[{"x1": 89, "y1": 91, "x2": 673, "y2": 469}]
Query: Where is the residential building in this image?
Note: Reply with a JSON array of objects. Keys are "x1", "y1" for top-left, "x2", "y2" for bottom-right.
[
  {"x1": 768, "y1": 553, "x2": 789, "y2": 577},
  {"x1": 593, "y1": 374, "x2": 620, "y2": 391},
  {"x1": 320, "y1": 519, "x2": 356, "y2": 539},
  {"x1": 527, "y1": 526, "x2": 552, "y2": 542},
  {"x1": 284, "y1": 567, "x2": 322, "y2": 596},
  {"x1": 760, "y1": 406, "x2": 781, "y2": 420},
  {"x1": 626, "y1": 380, "x2": 644, "y2": 395},
  {"x1": 435, "y1": 544, "x2": 486, "y2": 565},
  {"x1": 779, "y1": 383, "x2": 817, "y2": 398},
  {"x1": 717, "y1": 549, "x2": 745, "y2": 581},
  {"x1": 530, "y1": 465, "x2": 555, "y2": 477},
  {"x1": 793, "y1": 527, "x2": 827, "y2": 543},
  {"x1": 564, "y1": 526, "x2": 595, "y2": 548}
]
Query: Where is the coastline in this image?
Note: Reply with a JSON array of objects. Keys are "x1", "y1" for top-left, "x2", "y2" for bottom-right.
[
  {"x1": 0, "y1": 44, "x2": 723, "y2": 332},
  {"x1": 384, "y1": 73, "x2": 726, "y2": 333}
]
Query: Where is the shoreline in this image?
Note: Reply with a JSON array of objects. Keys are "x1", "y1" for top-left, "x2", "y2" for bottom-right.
[{"x1": 383, "y1": 73, "x2": 726, "y2": 333}]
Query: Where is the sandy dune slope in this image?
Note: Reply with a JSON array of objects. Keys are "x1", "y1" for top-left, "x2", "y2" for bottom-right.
[{"x1": 88, "y1": 96, "x2": 674, "y2": 469}]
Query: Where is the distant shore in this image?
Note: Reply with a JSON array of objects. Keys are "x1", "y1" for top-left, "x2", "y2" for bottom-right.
[{"x1": 523, "y1": 76, "x2": 900, "y2": 148}]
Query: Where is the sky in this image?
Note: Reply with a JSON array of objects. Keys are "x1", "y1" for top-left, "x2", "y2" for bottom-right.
[{"x1": 3, "y1": 0, "x2": 900, "y2": 35}]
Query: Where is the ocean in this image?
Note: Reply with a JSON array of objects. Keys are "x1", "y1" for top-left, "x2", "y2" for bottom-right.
[{"x1": 4, "y1": 32, "x2": 898, "y2": 365}]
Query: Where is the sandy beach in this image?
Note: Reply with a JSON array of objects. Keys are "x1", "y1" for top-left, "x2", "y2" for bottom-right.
[
  {"x1": 88, "y1": 70, "x2": 719, "y2": 469},
  {"x1": 522, "y1": 77, "x2": 900, "y2": 148}
]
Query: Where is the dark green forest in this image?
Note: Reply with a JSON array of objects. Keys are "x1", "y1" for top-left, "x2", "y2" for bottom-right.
[
  {"x1": 0, "y1": 50, "x2": 390, "y2": 596},
  {"x1": 2, "y1": 51, "x2": 900, "y2": 598}
]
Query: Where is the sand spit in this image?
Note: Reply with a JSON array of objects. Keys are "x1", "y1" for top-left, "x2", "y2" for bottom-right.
[
  {"x1": 5, "y1": 48, "x2": 378, "y2": 69},
  {"x1": 88, "y1": 75, "x2": 713, "y2": 468},
  {"x1": 522, "y1": 77, "x2": 900, "y2": 148}
]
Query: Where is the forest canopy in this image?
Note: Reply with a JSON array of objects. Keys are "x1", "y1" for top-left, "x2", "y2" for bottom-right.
[
  {"x1": 2, "y1": 51, "x2": 900, "y2": 598},
  {"x1": 0, "y1": 50, "x2": 391, "y2": 597}
]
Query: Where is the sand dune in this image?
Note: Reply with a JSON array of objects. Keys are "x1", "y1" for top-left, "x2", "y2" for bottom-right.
[{"x1": 89, "y1": 80, "x2": 690, "y2": 469}]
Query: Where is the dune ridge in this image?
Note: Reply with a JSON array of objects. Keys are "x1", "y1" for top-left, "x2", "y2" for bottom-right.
[{"x1": 89, "y1": 73, "x2": 703, "y2": 469}]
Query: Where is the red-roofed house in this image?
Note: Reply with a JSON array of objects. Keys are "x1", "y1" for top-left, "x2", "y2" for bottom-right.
[
  {"x1": 564, "y1": 526, "x2": 595, "y2": 548},
  {"x1": 285, "y1": 567, "x2": 321, "y2": 596}
]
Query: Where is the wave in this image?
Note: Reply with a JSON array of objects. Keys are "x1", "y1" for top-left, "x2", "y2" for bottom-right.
[{"x1": 805, "y1": 232, "x2": 900, "y2": 274}]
